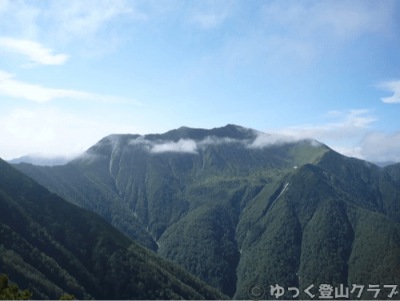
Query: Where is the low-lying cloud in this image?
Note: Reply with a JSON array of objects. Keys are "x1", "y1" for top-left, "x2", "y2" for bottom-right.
[
  {"x1": 151, "y1": 139, "x2": 198, "y2": 154},
  {"x1": 128, "y1": 133, "x2": 317, "y2": 154},
  {"x1": 358, "y1": 132, "x2": 400, "y2": 162},
  {"x1": 129, "y1": 135, "x2": 247, "y2": 154},
  {"x1": 329, "y1": 131, "x2": 400, "y2": 163},
  {"x1": 247, "y1": 132, "x2": 320, "y2": 149},
  {"x1": 256, "y1": 109, "x2": 399, "y2": 163},
  {"x1": 197, "y1": 136, "x2": 244, "y2": 147}
]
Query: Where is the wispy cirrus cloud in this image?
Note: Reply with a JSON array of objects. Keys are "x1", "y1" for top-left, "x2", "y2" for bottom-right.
[
  {"x1": 377, "y1": 80, "x2": 400, "y2": 103},
  {"x1": 358, "y1": 131, "x2": 400, "y2": 162},
  {"x1": 46, "y1": 0, "x2": 139, "y2": 40},
  {"x1": 0, "y1": 0, "x2": 40, "y2": 38},
  {"x1": 262, "y1": 1, "x2": 392, "y2": 40},
  {"x1": 187, "y1": 0, "x2": 237, "y2": 29},
  {"x1": 221, "y1": 1, "x2": 393, "y2": 72},
  {"x1": 0, "y1": 37, "x2": 69, "y2": 65},
  {"x1": 253, "y1": 109, "x2": 400, "y2": 162},
  {"x1": 0, "y1": 0, "x2": 144, "y2": 55},
  {"x1": 331, "y1": 131, "x2": 400, "y2": 162},
  {"x1": 266, "y1": 109, "x2": 376, "y2": 142},
  {"x1": 245, "y1": 110, "x2": 375, "y2": 158},
  {"x1": 0, "y1": 71, "x2": 138, "y2": 104}
]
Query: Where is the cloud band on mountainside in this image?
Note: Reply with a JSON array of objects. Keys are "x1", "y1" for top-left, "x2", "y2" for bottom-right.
[
  {"x1": 151, "y1": 139, "x2": 198, "y2": 154},
  {"x1": 128, "y1": 133, "x2": 319, "y2": 154},
  {"x1": 246, "y1": 133, "x2": 321, "y2": 148},
  {"x1": 358, "y1": 131, "x2": 400, "y2": 162},
  {"x1": 129, "y1": 137, "x2": 210, "y2": 154},
  {"x1": 258, "y1": 109, "x2": 400, "y2": 162},
  {"x1": 129, "y1": 135, "x2": 246, "y2": 154}
]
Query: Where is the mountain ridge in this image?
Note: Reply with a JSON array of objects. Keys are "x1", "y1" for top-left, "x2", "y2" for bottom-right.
[
  {"x1": 12, "y1": 124, "x2": 400, "y2": 299},
  {"x1": 0, "y1": 157, "x2": 228, "y2": 300},
  {"x1": 7, "y1": 153, "x2": 74, "y2": 166}
]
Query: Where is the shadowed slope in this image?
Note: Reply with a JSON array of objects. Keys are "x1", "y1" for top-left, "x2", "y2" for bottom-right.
[{"x1": 0, "y1": 158, "x2": 228, "y2": 300}]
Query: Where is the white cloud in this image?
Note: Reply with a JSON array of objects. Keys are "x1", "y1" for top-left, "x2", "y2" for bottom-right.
[
  {"x1": 267, "y1": 110, "x2": 376, "y2": 142},
  {"x1": 248, "y1": 133, "x2": 290, "y2": 148},
  {"x1": 377, "y1": 80, "x2": 400, "y2": 103},
  {"x1": 329, "y1": 146, "x2": 365, "y2": 160},
  {"x1": 0, "y1": 0, "x2": 146, "y2": 55},
  {"x1": 0, "y1": 108, "x2": 143, "y2": 160},
  {"x1": 129, "y1": 135, "x2": 247, "y2": 154},
  {"x1": 252, "y1": 109, "x2": 400, "y2": 163},
  {"x1": 326, "y1": 131, "x2": 400, "y2": 162},
  {"x1": 0, "y1": 71, "x2": 138, "y2": 104},
  {"x1": 129, "y1": 136, "x2": 152, "y2": 146},
  {"x1": 248, "y1": 109, "x2": 375, "y2": 158},
  {"x1": 0, "y1": 37, "x2": 69, "y2": 65},
  {"x1": 247, "y1": 133, "x2": 316, "y2": 149},
  {"x1": 130, "y1": 131, "x2": 324, "y2": 154},
  {"x1": 198, "y1": 136, "x2": 243, "y2": 147},
  {"x1": 0, "y1": 71, "x2": 89, "y2": 102},
  {"x1": 358, "y1": 132, "x2": 400, "y2": 162},
  {"x1": 128, "y1": 136, "x2": 153, "y2": 152},
  {"x1": 151, "y1": 139, "x2": 198, "y2": 154}
]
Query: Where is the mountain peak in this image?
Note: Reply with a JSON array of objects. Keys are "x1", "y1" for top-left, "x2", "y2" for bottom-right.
[{"x1": 144, "y1": 124, "x2": 258, "y2": 142}]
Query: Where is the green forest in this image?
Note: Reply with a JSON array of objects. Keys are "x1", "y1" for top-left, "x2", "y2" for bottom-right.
[{"x1": 3, "y1": 125, "x2": 400, "y2": 299}]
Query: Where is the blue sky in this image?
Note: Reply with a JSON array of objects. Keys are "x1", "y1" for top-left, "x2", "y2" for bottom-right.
[{"x1": 0, "y1": 0, "x2": 399, "y2": 162}]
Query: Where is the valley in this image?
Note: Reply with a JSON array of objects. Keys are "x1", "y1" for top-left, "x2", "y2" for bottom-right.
[{"x1": 5, "y1": 124, "x2": 400, "y2": 299}]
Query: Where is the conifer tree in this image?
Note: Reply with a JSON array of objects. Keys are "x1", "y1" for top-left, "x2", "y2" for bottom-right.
[
  {"x1": 0, "y1": 274, "x2": 33, "y2": 300},
  {"x1": 59, "y1": 294, "x2": 75, "y2": 300}
]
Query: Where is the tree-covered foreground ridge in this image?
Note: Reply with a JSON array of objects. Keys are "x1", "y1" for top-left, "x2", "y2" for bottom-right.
[
  {"x1": 0, "y1": 274, "x2": 74, "y2": 300},
  {"x1": 2, "y1": 124, "x2": 400, "y2": 299},
  {"x1": 0, "y1": 274, "x2": 33, "y2": 300},
  {"x1": 0, "y1": 155, "x2": 227, "y2": 300}
]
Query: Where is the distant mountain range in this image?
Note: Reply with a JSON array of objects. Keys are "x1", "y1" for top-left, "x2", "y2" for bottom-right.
[
  {"x1": 372, "y1": 161, "x2": 398, "y2": 167},
  {"x1": 7, "y1": 153, "x2": 75, "y2": 166},
  {"x1": 8, "y1": 124, "x2": 400, "y2": 299}
]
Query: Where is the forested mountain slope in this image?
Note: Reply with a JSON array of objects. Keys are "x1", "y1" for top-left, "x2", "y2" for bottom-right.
[
  {"x1": 14, "y1": 124, "x2": 400, "y2": 299},
  {"x1": 0, "y1": 158, "x2": 228, "y2": 300}
]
